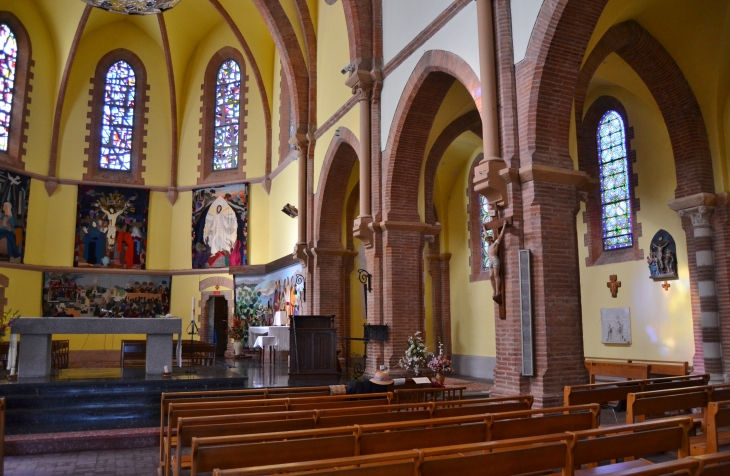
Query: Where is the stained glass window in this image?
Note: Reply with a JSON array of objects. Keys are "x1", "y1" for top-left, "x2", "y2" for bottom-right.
[
  {"x1": 479, "y1": 194, "x2": 493, "y2": 270},
  {"x1": 213, "y1": 59, "x2": 241, "y2": 171},
  {"x1": 598, "y1": 110, "x2": 632, "y2": 250},
  {"x1": 100, "y1": 60, "x2": 136, "y2": 171},
  {"x1": 0, "y1": 24, "x2": 18, "y2": 152}
]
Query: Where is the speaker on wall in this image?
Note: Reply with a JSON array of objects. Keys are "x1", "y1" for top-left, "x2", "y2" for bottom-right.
[{"x1": 518, "y1": 249, "x2": 534, "y2": 377}]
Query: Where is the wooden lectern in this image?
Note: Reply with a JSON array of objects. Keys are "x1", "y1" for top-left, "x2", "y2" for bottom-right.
[{"x1": 289, "y1": 315, "x2": 338, "y2": 379}]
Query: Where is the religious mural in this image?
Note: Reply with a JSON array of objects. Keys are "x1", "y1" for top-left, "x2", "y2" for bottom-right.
[
  {"x1": 74, "y1": 185, "x2": 149, "y2": 269},
  {"x1": 0, "y1": 169, "x2": 30, "y2": 263},
  {"x1": 646, "y1": 229, "x2": 678, "y2": 280},
  {"x1": 192, "y1": 184, "x2": 248, "y2": 268},
  {"x1": 42, "y1": 273, "x2": 171, "y2": 318},
  {"x1": 234, "y1": 264, "x2": 303, "y2": 324}
]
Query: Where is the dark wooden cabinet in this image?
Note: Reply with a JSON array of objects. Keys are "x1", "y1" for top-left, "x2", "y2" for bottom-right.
[{"x1": 289, "y1": 315, "x2": 338, "y2": 378}]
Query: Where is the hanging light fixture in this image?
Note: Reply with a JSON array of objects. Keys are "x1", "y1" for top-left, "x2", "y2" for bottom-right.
[{"x1": 81, "y1": 0, "x2": 181, "y2": 15}]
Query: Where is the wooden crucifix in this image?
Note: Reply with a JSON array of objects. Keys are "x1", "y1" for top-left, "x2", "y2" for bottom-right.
[
  {"x1": 607, "y1": 275, "x2": 621, "y2": 298},
  {"x1": 483, "y1": 216, "x2": 512, "y2": 319}
]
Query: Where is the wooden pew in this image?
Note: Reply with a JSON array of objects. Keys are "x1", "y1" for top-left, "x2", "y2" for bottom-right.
[
  {"x1": 189, "y1": 404, "x2": 599, "y2": 475},
  {"x1": 566, "y1": 417, "x2": 692, "y2": 475},
  {"x1": 392, "y1": 386, "x2": 465, "y2": 403},
  {"x1": 586, "y1": 357, "x2": 690, "y2": 382},
  {"x1": 0, "y1": 397, "x2": 4, "y2": 476},
  {"x1": 564, "y1": 374, "x2": 710, "y2": 407},
  {"x1": 695, "y1": 451, "x2": 730, "y2": 476},
  {"x1": 605, "y1": 451, "x2": 730, "y2": 475},
  {"x1": 170, "y1": 396, "x2": 533, "y2": 476},
  {"x1": 691, "y1": 400, "x2": 730, "y2": 455},
  {"x1": 159, "y1": 386, "x2": 332, "y2": 466},
  {"x1": 121, "y1": 339, "x2": 146, "y2": 368},
  {"x1": 163, "y1": 393, "x2": 392, "y2": 476},
  {"x1": 625, "y1": 384, "x2": 730, "y2": 431},
  {"x1": 211, "y1": 433, "x2": 574, "y2": 476}
]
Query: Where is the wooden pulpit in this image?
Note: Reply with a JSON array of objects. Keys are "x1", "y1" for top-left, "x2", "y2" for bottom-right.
[{"x1": 289, "y1": 315, "x2": 338, "y2": 379}]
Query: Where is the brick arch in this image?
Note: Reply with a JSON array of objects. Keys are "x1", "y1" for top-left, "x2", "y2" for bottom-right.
[
  {"x1": 341, "y1": 0, "x2": 373, "y2": 62},
  {"x1": 383, "y1": 50, "x2": 481, "y2": 222},
  {"x1": 519, "y1": 0, "x2": 608, "y2": 168},
  {"x1": 251, "y1": 0, "x2": 309, "y2": 133},
  {"x1": 199, "y1": 276, "x2": 234, "y2": 291},
  {"x1": 314, "y1": 127, "x2": 360, "y2": 248},
  {"x1": 423, "y1": 109, "x2": 481, "y2": 226},
  {"x1": 574, "y1": 20, "x2": 714, "y2": 198}
]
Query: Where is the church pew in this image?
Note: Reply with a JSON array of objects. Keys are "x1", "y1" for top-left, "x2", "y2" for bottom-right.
[
  {"x1": 585, "y1": 360, "x2": 650, "y2": 384},
  {"x1": 189, "y1": 404, "x2": 599, "y2": 476},
  {"x1": 585, "y1": 358, "x2": 690, "y2": 383},
  {"x1": 691, "y1": 400, "x2": 730, "y2": 455},
  {"x1": 212, "y1": 433, "x2": 573, "y2": 476},
  {"x1": 392, "y1": 386, "x2": 465, "y2": 403},
  {"x1": 694, "y1": 451, "x2": 730, "y2": 476},
  {"x1": 170, "y1": 396, "x2": 533, "y2": 476},
  {"x1": 163, "y1": 393, "x2": 392, "y2": 476},
  {"x1": 564, "y1": 374, "x2": 710, "y2": 407},
  {"x1": 567, "y1": 417, "x2": 692, "y2": 475},
  {"x1": 0, "y1": 397, "x2": 4, "y2": 476},
  {"x1": 625, "y1": 384, "x2": 730, "y2": 431},
  {"x1": 159, "y1": 386, "x2": 332, "y2": 465}
]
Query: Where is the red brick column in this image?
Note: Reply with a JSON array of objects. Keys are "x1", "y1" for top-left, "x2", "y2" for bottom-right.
[
  {"x1": 712, "y1": 197, "x2": 730, "y2": 380},
  {"x1": 313, "y1": 248, "x2": 356, "y2": 353},
  {"x1": 427, "y1": 252, "x2": 452, "y2": 357}
]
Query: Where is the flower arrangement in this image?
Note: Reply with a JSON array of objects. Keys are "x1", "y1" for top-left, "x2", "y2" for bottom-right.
[
  {"x1": 397, "y1": 331, "x2": 428, "y2": 376},
  {"x1": 227, "y1": 315, "x2": 247, "y2": 342},
  {"x1": 0, "y1": 309, "x2": 19, "y2": 338},
  {"x1": 427, "y1": 340, "x2": 453, "y2": 375}
]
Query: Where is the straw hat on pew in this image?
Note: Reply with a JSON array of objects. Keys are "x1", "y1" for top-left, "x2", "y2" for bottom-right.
[{"x1": 370, "y1": 366, "x2": 394, "y2": 385}]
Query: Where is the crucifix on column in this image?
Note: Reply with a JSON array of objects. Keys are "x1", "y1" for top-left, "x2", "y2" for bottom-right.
[{"x1": 482, "y1": 216, "x2": 512, "y2": 319}]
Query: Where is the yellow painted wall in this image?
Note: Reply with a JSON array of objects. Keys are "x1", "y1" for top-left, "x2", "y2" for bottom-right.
[{"x1": 575, "y1": 84, "x2": 695, "y2": 362}]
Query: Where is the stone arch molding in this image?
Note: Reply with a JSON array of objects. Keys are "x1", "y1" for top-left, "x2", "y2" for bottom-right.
[
  {"x1": 383, "y1": 50, "x2": 481, "y2": 223},
  {"x1": 314, "y1": 127, "x2": 360, "y2": 249},
  {"x1": 574, "y1": 20, "x2": 715, "y2": 199}
]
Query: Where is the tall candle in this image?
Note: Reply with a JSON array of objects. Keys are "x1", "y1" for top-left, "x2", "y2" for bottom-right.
[{"x1": 191, "y1": 296, "x2": 195, "y2": 322}]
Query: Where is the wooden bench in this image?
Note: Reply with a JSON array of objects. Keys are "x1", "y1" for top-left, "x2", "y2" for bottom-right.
[
  {"x1": 163, "y1": 393, "x2": 393, "y2": 476},
  {"x1": 565, "y1": 374, "x2": 710, "y2": 406},
  {"x1": 159, "y1": 386, "x2": 332, "y2": 465},
  {"x1": 586, "y1": 358, "x2": 690, "y2": 383},
  {"x1": 212, "y1": 433, "x2": 574, "y2": 476},
  {"x1": 604, "y1": 451, "x2": 730, "y2": 475},
  {"x1": 626, "y1": 384, "x2": 730, "y2": 432},
  {"x1": 189, "y1": 404, "x2": 599, "y2": 475},
  {"x1": 181, "y1": 341, "x2": 216, "y2": 366},
  {"x1": 694, "y1": 451, "x2": 730, "y2": 476},
  {"x1": 567, "y1": 417, "x2": 692, "y2": 475},
  {"x1": 691, "y1": 400, "x2": 730, "y2": 455},
  {"x1": 121, "y1": 339, "x2": 146, "y2": 368},
  {"x1": 170, "y1": 396, "x2": 533, "y2": 476},
  {"x1": 392, "y1": 386, "x2": 465, "y2": 403}
]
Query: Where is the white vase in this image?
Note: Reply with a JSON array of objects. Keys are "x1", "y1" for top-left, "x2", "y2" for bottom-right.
[{"x1": 233, "y1": 340, "x2": 243, "y2": 356}]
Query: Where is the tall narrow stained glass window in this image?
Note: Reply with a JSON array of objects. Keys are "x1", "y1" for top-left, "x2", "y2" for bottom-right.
[
  {"x1": 597, "y1": 110, "x2": 632, "y2": 250},
  {"x1": 213, "y1": 59, "x2": 241, "y2": 171},
  {"x1": 0, "y1": 24, "x2": 18, "y2": 152},
  {"x1": 100, "y1": 61, "x2": 136, "y2": 171},
  {"x1": 479, "y1": 195, "x2": 493, "y2": 270}
]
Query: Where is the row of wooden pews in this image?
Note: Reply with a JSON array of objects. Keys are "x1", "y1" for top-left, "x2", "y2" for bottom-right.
[{"x1": 156, "y1": 374, "x2": 730, "y2": 476}]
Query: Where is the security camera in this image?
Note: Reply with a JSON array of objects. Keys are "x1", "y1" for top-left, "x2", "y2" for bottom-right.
[
  {"x1": 282, "y1": 204, "x2": 298, "y2": 218},
  {"x1": 341, "y1": 62, "x2": 355, "y2": 75}
]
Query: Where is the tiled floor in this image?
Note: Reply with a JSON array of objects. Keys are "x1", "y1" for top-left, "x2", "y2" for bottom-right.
[{"x1": 4, "y1": 447, "x2": 160, "y2": 476}]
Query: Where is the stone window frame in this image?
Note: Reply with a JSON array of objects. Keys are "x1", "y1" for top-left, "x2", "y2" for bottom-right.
[
  {"x1": 198, "y1": 46, "x2": 248, "y2": 185},
  {"x1": 468, "y1": 153, "x2": 490, "y2": 282},
  {"x1": 0, "y1": 11, "x2": 32, "y2": 170},
  {"x1": 83, "y1": 49, "x2": 149, "y2": 185},
  {"x1": 580, "y1": 96, "x2": 643, "y2": 266}
]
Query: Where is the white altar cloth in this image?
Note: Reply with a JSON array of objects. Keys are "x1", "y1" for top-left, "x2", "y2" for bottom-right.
[{"x1": 248, "y1": 326, "x2": 290, "y2": 351}]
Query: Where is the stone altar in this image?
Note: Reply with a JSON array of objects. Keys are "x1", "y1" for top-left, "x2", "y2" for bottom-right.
[{"x1": 11, "y1": 317, "x2": 182, "y2": 377}]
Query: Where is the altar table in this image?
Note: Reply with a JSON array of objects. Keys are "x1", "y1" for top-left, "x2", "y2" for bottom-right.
[
  {"x1": 11, "y1": 317, "x2": 182, "y2": 377},
  {"x1": 248, "y1": 326, "x2": 290, "y2": 351}
]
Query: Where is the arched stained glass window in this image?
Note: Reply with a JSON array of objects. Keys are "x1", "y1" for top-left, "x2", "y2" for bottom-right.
[
  {"x1": 100, "y1": 60, "x2": 136, "y2": 171},
  {"x1": 479, "y1": 195, "x2": 493, "y2": 270},
  {"x1": 0, "y1": 24, "x2": 18, "y2": 152},
  {"x1": 598, "y1": 110, "x2": 632, "y2": 250},
  {"x1": 213, "y1": 59, "x2": 241, "y2": 171}
]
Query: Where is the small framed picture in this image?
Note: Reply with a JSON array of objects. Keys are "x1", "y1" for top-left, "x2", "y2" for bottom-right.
[{"x1": 601, "y1": 307, "x2": 631, "y2": 345}]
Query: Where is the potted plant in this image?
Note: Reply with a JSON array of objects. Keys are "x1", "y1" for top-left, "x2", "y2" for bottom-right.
[
  {"x1": 397, "y1": 331, "x2": 427, "y2": 376},
  {"x1": 427, "y1": 340, "x2": 453, "y2": 385},
  {"x1": 227, "y1": 315, "x2": 247, "y2": 356}
]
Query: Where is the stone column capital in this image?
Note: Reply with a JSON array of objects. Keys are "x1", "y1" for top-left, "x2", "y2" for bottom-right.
[{"x1": 678, "y1": 205, "x2": 714, "y2": 228}]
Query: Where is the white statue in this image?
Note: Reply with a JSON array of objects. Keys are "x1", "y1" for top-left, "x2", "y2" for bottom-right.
[{"x1": 204, "y1": 196, "x2": 238, "y2": 255}]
